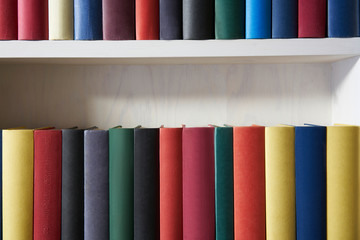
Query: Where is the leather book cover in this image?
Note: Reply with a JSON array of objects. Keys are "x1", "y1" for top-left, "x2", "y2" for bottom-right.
[
  {"x1": 298, "y1": 0, "x2": 326, "y2": 37},
  {"x1": 103, "y1": 0, "x2": 135, "y2": 40},
  {"x1": 160, "y1": 0, "x2": 182, "y2": 39},
  {"x1": 160, "y1": 127, "x2": 183, "y2": 240},
  {"x1": 61, "y1": 129, "x2": 84, "y2": 240},
  {"x1": 34, "y1": 130, "x2": 62, "y2": 240},
  {"x1": 272, "y1": 0, "x2": 297, "y2": 38},
  {"x1": 0, "y1": 0, "x2": 17, "y2": 39},
  {"x1": 84, "y1": 130, "x2": 109, "y2": 240},
  {"x1": 74, "y1": 0, "x2": 103, "y2": 40},
  {"x1": 215, "y1": 0, "x2": 244, "y2": 39},
  {"x1": 109, "y1": 127, "x2": 134, "y2": 239},
  {"x1": 245, "y1": 0, "x2": 271, "y2": 38},
  {"x1": 136, "y1": 0, "x2": 159, "y2": 39},
  {"x1": 18, "y1": 0, "x2": 48, "y2": 40},
  {"x1": 134, "y1": 128, "x2": 160, "y2": 240},
  {"x1": 182, "y1": 127, "x2": 215, "y2": 239},
  {"x1": 49, "y1": 0, "x2": 74, "y2": 40},
  {"x1": 233, "y1": 126, "x2": 265, "y2": 240},
  {"x1": 328, "y1": 0, "x2": 359, "y2": 37},
  {"x1": 295, "y1": 126, "x2": 326, "y2": 240}
]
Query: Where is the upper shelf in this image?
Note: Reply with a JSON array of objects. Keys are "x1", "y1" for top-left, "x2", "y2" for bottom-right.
[{"x1": 0, "y1": 38, "x2": 359, "y2": 64}]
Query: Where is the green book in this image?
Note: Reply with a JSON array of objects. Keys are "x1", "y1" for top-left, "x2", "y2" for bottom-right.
[
  {"x1": 109, "y1": 127, "x2": 134, "y2": 240},
  {"x1": 215, "y1": 0, "x2": 245, "y2": 39}
]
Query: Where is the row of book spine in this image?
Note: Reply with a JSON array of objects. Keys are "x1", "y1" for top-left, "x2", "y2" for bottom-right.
[
  {"x1": 0, "y1": 125, "x2": 359, "y2": 240},
  {"x1": 0, "y1": 0, "x2": 359, "y2": 40}
]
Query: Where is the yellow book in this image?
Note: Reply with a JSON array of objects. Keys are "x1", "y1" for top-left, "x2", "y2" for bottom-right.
[
  {"x1": 327, "y1": 126, "x2": 359, "y2": 239},
  {"x1": 49, "y1": 0, "x2": 74, "y2": 40},
  {"x1": 3, "y1": 130, "x2": 34, "y2": 240},
  {"x1": 265, "y1": 126, "x2": 296, "y2": 240}
]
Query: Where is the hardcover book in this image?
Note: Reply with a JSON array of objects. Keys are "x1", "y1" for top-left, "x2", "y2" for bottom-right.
[
  {"x1": 245, "y1": 0, "x2": 271, "y2": 38},
  {"x1": 0, "y1": 0, "x2": 17, "y2": 39},
  {"x1": 18, "y1": 0, "x2": 48, "y2": 39},
  {"x1": 298, "y1": 0, "x2": 326, "y2": 37},
  {"x1": 328, "y1": 0, "x2": 359, "y2": 37},
  {"x1": 272, "y1": 0, "x2": 297, "y2": 38},
  {"x1": 49, "y1": 0, "x2": 74, "y2": 39},
  {"x1": 160, "y1": 0, "x2": 182, "y2": 39},
  {"x1": 74, "y1": 0, "x2": 103, "y2": 40},
  {"x1": 136, "y1": 0, "x2": 159, "y2": 39},
  {"x1": 215, "y1": 0, "x2": 244, "y2": 39}
]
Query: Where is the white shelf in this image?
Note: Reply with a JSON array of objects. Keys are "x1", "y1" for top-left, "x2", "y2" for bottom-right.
[{"x1": 0, "y1": 38, "x2": 359, "y2": 64}]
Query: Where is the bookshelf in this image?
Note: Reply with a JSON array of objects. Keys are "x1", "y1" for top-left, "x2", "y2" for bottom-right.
[{"x1": 0, "y1": 38, "x2": 359, "y2": 128}]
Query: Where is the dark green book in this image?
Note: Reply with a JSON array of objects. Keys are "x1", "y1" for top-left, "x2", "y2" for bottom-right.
[
  {"x1": 215, "y1": 0, "x2": 245, "y2": 39},
  {"x1": 109, "y1": 127, "x2": 134, "y2": 240}
]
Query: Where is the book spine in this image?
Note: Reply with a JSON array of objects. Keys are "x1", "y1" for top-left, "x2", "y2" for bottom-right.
[
  {"x1": 233, "y1": 126, "x2": 265, "y2": 240},
  {"x1": 159, "y1": 128, "x2": 183, "y2": 240},
  {"x1": 160, "y1": 0, "x2": 182, "y2": 39},
  {"x1": 265, "y1": 127, "x2": 295, "y2": 240},
  {"x1": 327, "y1": 126, "x2": 359, "y2": 239},
  {"x1": 74, "y1": 0, "x2": 103, "y2": 40},
  {"x1": 49, "y1": 0, "x2": 74, "y2": 40},
  {"x1": 109, "y1": 128, "x2": 134, "y2": 240},
  {"x1": 84, "y1": 130, "x2": 109, "y2": 240},
  {"x1": 245, "y1": 0, "x2": 271, "y2": 39},
  {"x1": 134, "y1": 128, "x2": 160, "y2": 240},
  {"x1": 34, "y1": 130, "x2": 62, "y2": 240},
  {"x1": 298, "y1": 0, "x2": 326, "y2": 37},
  {"x1": 103, "y1": 0, "x2": 135, "y2": 40},
  {"x1": 182, "y1": 127, "x2": 215, "y2": 239},
  {"x1": 295, "y1": 127, "x2": 326, "y2": 240},
  {"x1": 3, "y1": 130, "x2": 34, "y2": 240},
  {"x1": 272, "y1": 0, "x2": 297, "y2": 38},
  {"x1": 214, "y1": 127, "x2": 234, "y2": 240},
  {"x1": 183, "y1": 0, "x2": 215, "y2": 39},
  {"x1": 0, "y1": 0, "x2": 17, "y2": 39},
  {"x1": 61, "y1": 129, "x2": 84, "y2": 240},
  {"x1": 215, "y1": 0, "x2": 245, "y2": 39},
  {"x1": 135, "y1": 0, "x2": 159, "y2": 39},
  {"x1": 328, "y1": 0, "x2": 359, "y2": 37},
  {"x1": 18, "y1": 0, "x2": 48, "y2": 40}
]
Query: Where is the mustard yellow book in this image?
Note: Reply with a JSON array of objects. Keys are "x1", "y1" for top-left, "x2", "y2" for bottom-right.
[
  {"x1": 49, "y1": 0, "x2": 74, "y2": 40},
  {"x1": 265, "y1": 126, "x2": 296, "y2": 240},
  {"x1": 327, "y1": 126, "x2": 359, "y2": 240},
  {"x1": 3, "y1": 130, "x2": 34, "y2": 240}
]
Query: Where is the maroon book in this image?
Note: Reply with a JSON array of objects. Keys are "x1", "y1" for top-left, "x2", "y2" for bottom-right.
[
  {"x1": 298, "y1": 0, "x2": 326, "y2": 37},
  {"x1": 0, "y1": 0, "x2": 17, "y2": 39}
]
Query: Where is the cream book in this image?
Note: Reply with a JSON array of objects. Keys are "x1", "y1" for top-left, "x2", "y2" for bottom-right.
[{"x1": 49, "y1": 0, "x2": 74, "y2": 40}]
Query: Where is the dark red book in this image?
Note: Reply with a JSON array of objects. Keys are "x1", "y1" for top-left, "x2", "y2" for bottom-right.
[
  {"x1": 136, "y1": 0, "x2": 159, "y2": 39},
  {"x1": 34, "y1": 130, "x2": 62, "y2": 240},
  {"x1": 0, "y1": 0, "x2": 17, "y2": 39},
  {"x1": 18, "y1": 0, "x2": 48, "y2": 40},
  {"x1": 298, "y1": 0, "x2": 326, "y2": 37}
]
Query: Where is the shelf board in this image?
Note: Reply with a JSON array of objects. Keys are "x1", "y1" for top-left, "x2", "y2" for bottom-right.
[{"x1": 0, "y1": 38, "x2": 359, "y2": 64}]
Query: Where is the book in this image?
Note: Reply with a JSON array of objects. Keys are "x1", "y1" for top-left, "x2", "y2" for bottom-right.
[
  {"x1": 136, "y1": 0, "x2": 159, "y2": 39},
  {"x1": 134, "y1": 128, "x2": 160, "y2": 240},
  {"x1": 74, "y1": 0, "x2": 103, "y2": 40},
  {"x1": 214, "y1": 127, "x2": 234, "y2": 240},
  {"x1": 103, "y1": 0, "x2": 135, "y2": 40},
  {"x1": 182, "y1": 127, "x2": 215, "y2": 239},
  {"x1": 0, "y1": 0, "x2": 17, "y2": 39},
  {"x1": 109, "y1": 127, "x2": 134, "y2": 240},
  {"x1": 34, "y1": 130, "x2": 62, "y2": 240},
  {"x1": 62, "y1": 129, "x2": 84, "y2": 240},
  {"x1": 18, "y1": 0, "x2": 48, "y2": 40},
  {"x1": 159, "y1": 127, "x2": 183, "y2": 240},
  {"x1": 298, "y1": 0, "x2": 326, "y2": 37},
  {"x1": 160, "y1": 0, "x2": 182, "y2": 39},
  {"x1": 3, "y1": 129, "x2": 34, "y2": 240},
  {"x1": 49, "y1": 0, "x2": 74, "y2": 40},
  {"x1": 295, "y1": 126, "x2": 326, "y2": 240},
  {"x1": 233, "y1": 126, "x2": 265, "y2": 240},
  {"x1": 183, "y1": 0, "x2": 215, "y2": 39},
  {"x1": 272, "y1": 0, "x2": 297, "y2": 38},
  {"x1": 245, "y1": 0, "x2": 271, "y2": 38},
  {"x1": 265, "y1": 126, "x2": 296, "y2": 240},
  {"x1": 328, "y1": 0, "x2": 359, "y2": 37},
  {"x1": 215, "y1": 0, "x2": 244, "y2": 39},
  {"x1": 327, "y1": 126, "x2": 359, "y2": 239},
  {"x1": 84, "y1": 130, "x2": 109, "y2": 240}
]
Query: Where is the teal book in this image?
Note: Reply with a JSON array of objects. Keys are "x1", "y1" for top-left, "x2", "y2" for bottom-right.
[{"x1": 215, "y1": 0, "x2": 245, "y2": 39}]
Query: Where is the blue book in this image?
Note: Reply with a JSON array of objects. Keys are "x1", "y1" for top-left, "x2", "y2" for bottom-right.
[
  {"x1": 295, "y1": 126, "x2": 326, "y2": 240},
  {"x1": 246, "y1": 0, "x2": 271, "y2": 38},
  {"x1": 74, "y1": 0, "x2": 103, "y2": 40},
  {"x1": 272, "y1": 0, "x2": 298, "y2": 38},
  {"x1": 328, "y1": 0, "x2": 359, "y2": 37}
]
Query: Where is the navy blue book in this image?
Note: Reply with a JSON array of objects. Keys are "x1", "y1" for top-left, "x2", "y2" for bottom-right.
[
  {"x1": 246, "y1": 0, "x2": 271, "y2": 38},
  {"x1": 272, "y1": 0, "x2": 298, "y2": 38},
  {"x1": 295, "y1": 126, "x2": 326, "y2": 240},
  {"x1": 74, "y1": 0, "x2": 103, "y2": 40},
  {"x1": 328, "y1": 0, "x2": 359, "y2": 37},
  {"x1": 160, "y1": 0, "x2": 182, "y2": 39}
]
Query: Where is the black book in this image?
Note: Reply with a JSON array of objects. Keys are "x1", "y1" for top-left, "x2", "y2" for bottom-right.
[{"x1": 160, "y1": 0, "x2": 183, "y2": 39}]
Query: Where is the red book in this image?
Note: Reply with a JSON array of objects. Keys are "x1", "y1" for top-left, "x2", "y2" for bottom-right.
[
  {"x1": 298, "y1": 0, "x2": 326, "y2": 37},
  {"x1": 160, "y1": 128, "x2": 183, "y2": 240},
  {"x1": 18, "y1": 0, "x2": 48, "y2": 40},
  {"x1": 233, "y1": 126, "x2": 265, "y2": 240},
  {"x1": 136, "y1": 0, "x2": 159, "y2": 39},
  {"x1": 0, "y1": 0, "x2": 17, "y2": 39},
  {"x1": 182, "y1": 127, "x2": 215, "y2": 240},
  {"x1": 34, "y1": 130, "x2": 62, "y2": 240}
]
